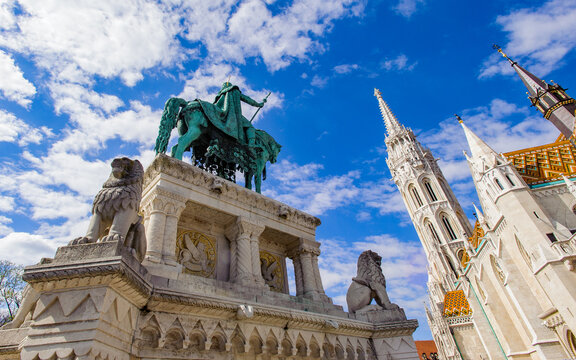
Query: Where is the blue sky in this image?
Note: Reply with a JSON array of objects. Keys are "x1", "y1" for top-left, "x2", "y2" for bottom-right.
[{"x1": 1, "y1": 0, "x2": 576, "y2": 340}]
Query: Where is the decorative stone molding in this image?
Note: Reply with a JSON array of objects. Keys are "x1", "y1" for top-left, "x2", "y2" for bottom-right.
[{"x1": 143, "y1": 155, "x2": 321, "y2": 230}]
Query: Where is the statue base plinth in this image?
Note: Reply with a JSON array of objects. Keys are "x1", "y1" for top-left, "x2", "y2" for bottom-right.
[{"x1": 353, "y1": 304, "x2": 407, "y2": 323}]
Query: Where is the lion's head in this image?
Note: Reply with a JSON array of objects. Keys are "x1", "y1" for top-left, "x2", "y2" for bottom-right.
[
  {"x1": 356, "y1": 250, "x2": 386, "y2": 287},
  {"x1": 93, "y1": 158, "x2": 144, "y2": 219}
]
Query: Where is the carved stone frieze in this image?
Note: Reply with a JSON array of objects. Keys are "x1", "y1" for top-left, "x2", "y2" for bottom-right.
[{"x1": 143, "y1": 155, "x2": 321, "y2": 230}]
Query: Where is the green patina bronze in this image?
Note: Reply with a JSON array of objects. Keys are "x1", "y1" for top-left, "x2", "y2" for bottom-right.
[{"x1": 154, "y1": 82, "x2": 281, "y2": 193}]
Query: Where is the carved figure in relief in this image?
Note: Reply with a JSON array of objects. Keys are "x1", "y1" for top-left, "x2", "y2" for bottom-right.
[
  {"x1": 346, "y1": 250, "x2": 398, "y2": 313},
  {"x1": 179, "y1": 233, "x2": 209, "y2": 272},
  {"x1": 69, "y1": 157, "x2": 146, "y2": 262},
  {"x1": 260, "y1": 257, "x2": 278, "y2": 283}
]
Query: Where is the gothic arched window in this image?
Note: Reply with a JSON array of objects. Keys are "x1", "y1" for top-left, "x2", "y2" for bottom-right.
[
  {"x1": 495, "y1": 178, "x2": 504, "y2": 190},
  {"x1": 409, "y1": 184, "x2": 423, "y2": 208},
  {"x1": 505, "y1": 174, "x2": 515, "y2": 186},
  {"x1": 427, "y1": 222, "x2": 441, "y2": 243},
  {"x1": 441, "y1": 214, "x2": 458, "y2": 240},
  {"x1": 423, "y1": 179, "x2": 438, "y2": 202}
]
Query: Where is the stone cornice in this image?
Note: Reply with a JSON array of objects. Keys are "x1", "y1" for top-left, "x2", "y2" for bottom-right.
[
  {"x1": 143, "y1": 154, "x2": 321, "y2": 230},
  {"x1": 23, "y1": 244, "x2": 417, "y2": 340},
  {"x1": 148, "y1": 286, "x2": 418, "y2": 338}
]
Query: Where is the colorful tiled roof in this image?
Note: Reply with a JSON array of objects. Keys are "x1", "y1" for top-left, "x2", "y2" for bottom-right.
[
  {"x1": 443, "y1": 290, "x2": 472, "y2": 317},
  {"x1": 503, "y1": 136, "x2": 576, "y2": 185},
  {"x1": 468, "y1": 220, "x2": 484, "y2": 249}
]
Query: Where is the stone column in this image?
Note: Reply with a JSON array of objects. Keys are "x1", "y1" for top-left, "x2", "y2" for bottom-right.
[
  {"x1": 141, "y1": 187, "x2": 187, "y2": 265},
  {"x1": 161, "y1": 200, "x2": 187, "y2": 266},
  {"x1": 227, "y1": 218, "x2": 264, "y2": 286},
  {"x1": 288, "y1": 239, "x2": 322, "y2": 297},
  {"x1": 311, "y1": 253, "x2": 326, "y2": 296},
  {"x1": 291, "y1": 255, "x2": 304, "y2": 296}
]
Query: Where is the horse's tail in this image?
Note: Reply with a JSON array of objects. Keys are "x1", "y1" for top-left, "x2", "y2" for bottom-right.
[{"x1": 154, "y1": 97, "x2": 187, "y2": 154}]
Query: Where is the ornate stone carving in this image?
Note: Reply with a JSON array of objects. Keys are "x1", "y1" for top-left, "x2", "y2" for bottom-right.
[
  {"x1": 346, "y1": 250, "x2": 399, "y2": 313},
  {"x1": 69, "y1": 157, "x2": 147, "y2": 262},
  {"x1": 260, "y1": 251, "x2": 284, "y2": 292},
  {"x1": 176, "y1": 231, "x2": 216, "y2": 277}
]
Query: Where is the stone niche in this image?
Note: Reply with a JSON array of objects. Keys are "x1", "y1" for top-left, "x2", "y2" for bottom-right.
[
  {"x1": 140, "y1": 155, "x2": 332, "y2": 305},
  {"x1": 0, "y1": 154, "x2": 420, "y2": 360}
]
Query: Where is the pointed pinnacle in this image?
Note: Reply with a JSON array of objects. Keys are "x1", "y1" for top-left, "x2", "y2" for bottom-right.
[{"x1": 493, "y1": 44, "x2": 515, "y2": 65}]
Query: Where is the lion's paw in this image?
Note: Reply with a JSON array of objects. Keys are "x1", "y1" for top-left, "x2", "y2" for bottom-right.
[
  {"x1": 100, "y1": 234, "x2": 124, "y2": 243},
  {"x1": 69, "y1": 237, "x2": 93, "y2": 245}
]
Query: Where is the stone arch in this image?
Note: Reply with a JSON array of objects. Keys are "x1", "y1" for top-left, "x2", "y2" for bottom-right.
[
  {"x1": 139, "y1": 315, "x2": 161, "y2": 349},
  {"x1": 323, "y1": 339, "x2": 335, "y2": 359},
  {"x1": 356, "y1": 345, "x2": 366, "y2": 360},
  {"x1": 264, "y1": 330, "x2": 279, "y2": 355},
  {"x1": 309, "y1": 336, "x2": 321, "y2": 358},
  {"x1": 248, "y1": 328, "x2": 263, "y2": 355},
  {"x1": 208, "y1": 326, "x2": 227, "y2": 352},
  {"x1": 164, "y1": 329, "x2": 185, "y2": 350},
  {"x1": 335, "y1": 340, "x2": 345, "y2": 360},
  {"x1": 295, "y1": 334, "x2": 308, "y2": 357},
  {"x1": 439, "y1": 212, "x2": 458, "y2": 240},
  {"x1": 407, "y1": 183, "x2": 424, "y2": 209},
  {"x1": 230, "y1": 326, "x2": 246, "y2": 354},
  {"x1": 346, "y1": 342, "x2": 355, "y2": 360},
  {"x1": 188, "y1": 320, "x2": 207, "y2": 351},
  {"x1": 281, "y1": 336, "x2": 293, "y2": 357},
  {"x1": 422, "y1": 177, "x2": 439, "y2": 202}
]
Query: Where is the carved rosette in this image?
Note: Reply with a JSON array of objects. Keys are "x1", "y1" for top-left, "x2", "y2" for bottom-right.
[
  {"x1": 259, "y1": 250, "x2": 284, "y2": 292},
  {"x1": 176, "y1": 230, "x2": 216, "y2": 278}
]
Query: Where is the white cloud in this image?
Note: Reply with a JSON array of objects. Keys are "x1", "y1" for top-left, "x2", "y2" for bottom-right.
[
  {"x1": 0, "y1": 215, "x2": 13, "y2": 236},
  {"x1": 0, "y1": 196, "x2": 15, "y2": 213},
  {"x1": 392, "y1": 0, "x2": 425, "y2": 18},
  {"x1": 480, "y1": 0, "x2": 576, "y2": 78},
  {"x1": 0, "y1": 109, "x2": 52, "y2": 146},
  {"x1": 0, "y1": 0, "x2": 182, "y2": 86},
  {"x1": 310, "y1": 75, "x2": 329, "y2": 88},
  {"x1": 333, "y1": 64, "x2": 359, "y2": 74},
  {"x1": 381, "y1": 54, "x2": 417, "y2": 72},
  {"x1": 0, "y1": 50, "x2": 36, "y2": 106},
  {"x1": 265, "y1": 160, "x2": 361, "y2": 216},
  {"x1": 319, "y1": 235, "x2": 427, "y2": 318}
]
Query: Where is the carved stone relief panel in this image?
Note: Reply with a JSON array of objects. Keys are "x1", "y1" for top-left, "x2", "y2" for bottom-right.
[
  {"x1": 259, "y1": 250, "x2": 285, "y2": 292},
  {"x1": 176, "y1": 230, "x2": 217, "y2": 278}
]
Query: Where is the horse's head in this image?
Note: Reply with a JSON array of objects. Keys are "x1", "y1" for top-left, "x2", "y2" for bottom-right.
[{"x1": 255, "y1": 129, "x2": 282, "y2": 163}]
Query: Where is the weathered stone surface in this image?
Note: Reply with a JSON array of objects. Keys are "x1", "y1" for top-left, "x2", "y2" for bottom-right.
[{"x1": 0, "y1": 154, "x2": 419, "y2": 360}]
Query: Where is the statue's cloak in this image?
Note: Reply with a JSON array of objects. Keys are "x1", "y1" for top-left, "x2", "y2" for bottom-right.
[{"x1": 184, "y1": 85, "x2": 253, "y2": 144}]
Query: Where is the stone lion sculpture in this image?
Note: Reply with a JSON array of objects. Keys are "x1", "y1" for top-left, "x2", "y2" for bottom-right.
[
  {"x1": 346, "y1": 250, "x2": 398, "y2": 313},
  {"x1": 69, "y1": 157, "x2": 146, "y2": 262}
]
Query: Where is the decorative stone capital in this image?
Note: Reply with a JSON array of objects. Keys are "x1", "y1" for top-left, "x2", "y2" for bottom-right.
[
  {"x1": 141, "y1": 186, "x2": 187, "y2": 217},
  {"x1": 226, "y1": 217, "x2": 265, "y2": 240}
]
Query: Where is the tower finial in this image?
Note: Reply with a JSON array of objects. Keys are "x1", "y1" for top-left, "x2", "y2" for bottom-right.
[
  {"x1": 455, "y1": 114, "x2": 463, "y2": 124},
  {"x1": 374, "y1": 90, "x2": 403, "y2": 137},
  {"x1": 493, "y1": 44, "x2": 515, "y2": 65}
]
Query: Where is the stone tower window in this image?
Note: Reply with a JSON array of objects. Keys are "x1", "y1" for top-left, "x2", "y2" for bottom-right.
[
  {"x1": 441, "y1": 215, "x2": 458, "y2": 241},
  {"x1": 495, "y1": 178, "x2": 504, "y2": 190},
  {"x1": 427, "y1": 222, "x2": 441, "y2": 243},
  {"x1": 409, "y1": 185, "x2": 423, "y2": 208},
  {"x1": 423, "y1": 179, "x2": 438, "y2": 202},
  {"x1": 505, "y1": 174, "x2": 515, "y2": 186}
]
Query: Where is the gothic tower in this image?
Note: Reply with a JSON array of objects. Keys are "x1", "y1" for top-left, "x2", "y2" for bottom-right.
[
  {"x1": 375, "y1": 89, "x2": 473, "y2": 359},
  {"x1": 494, "y1": 45, "x2": 576, "y2": 145}
]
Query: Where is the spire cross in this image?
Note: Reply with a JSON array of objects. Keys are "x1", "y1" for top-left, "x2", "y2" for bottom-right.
[{"x1": 492, "y1": 44, "x2": 515, "y2": 65}]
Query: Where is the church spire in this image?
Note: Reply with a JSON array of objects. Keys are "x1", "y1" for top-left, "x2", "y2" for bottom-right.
[
  {"x1": 493, "y1": 44, "x2": 576, "y2": 144},
  {"x1": 458, "y1": 115, "x2": 501, "y2": 167},
  {"x1": 374, "y1": 88, "x2": 404, "y2": 137}
]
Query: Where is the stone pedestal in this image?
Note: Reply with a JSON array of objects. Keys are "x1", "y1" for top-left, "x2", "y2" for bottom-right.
[
  {"x1": 0, "y1": 155, "x2": 420, "y2": 360},
  {"x1": 354, "y1": 305, "x2": 408, "y2": 323}
]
